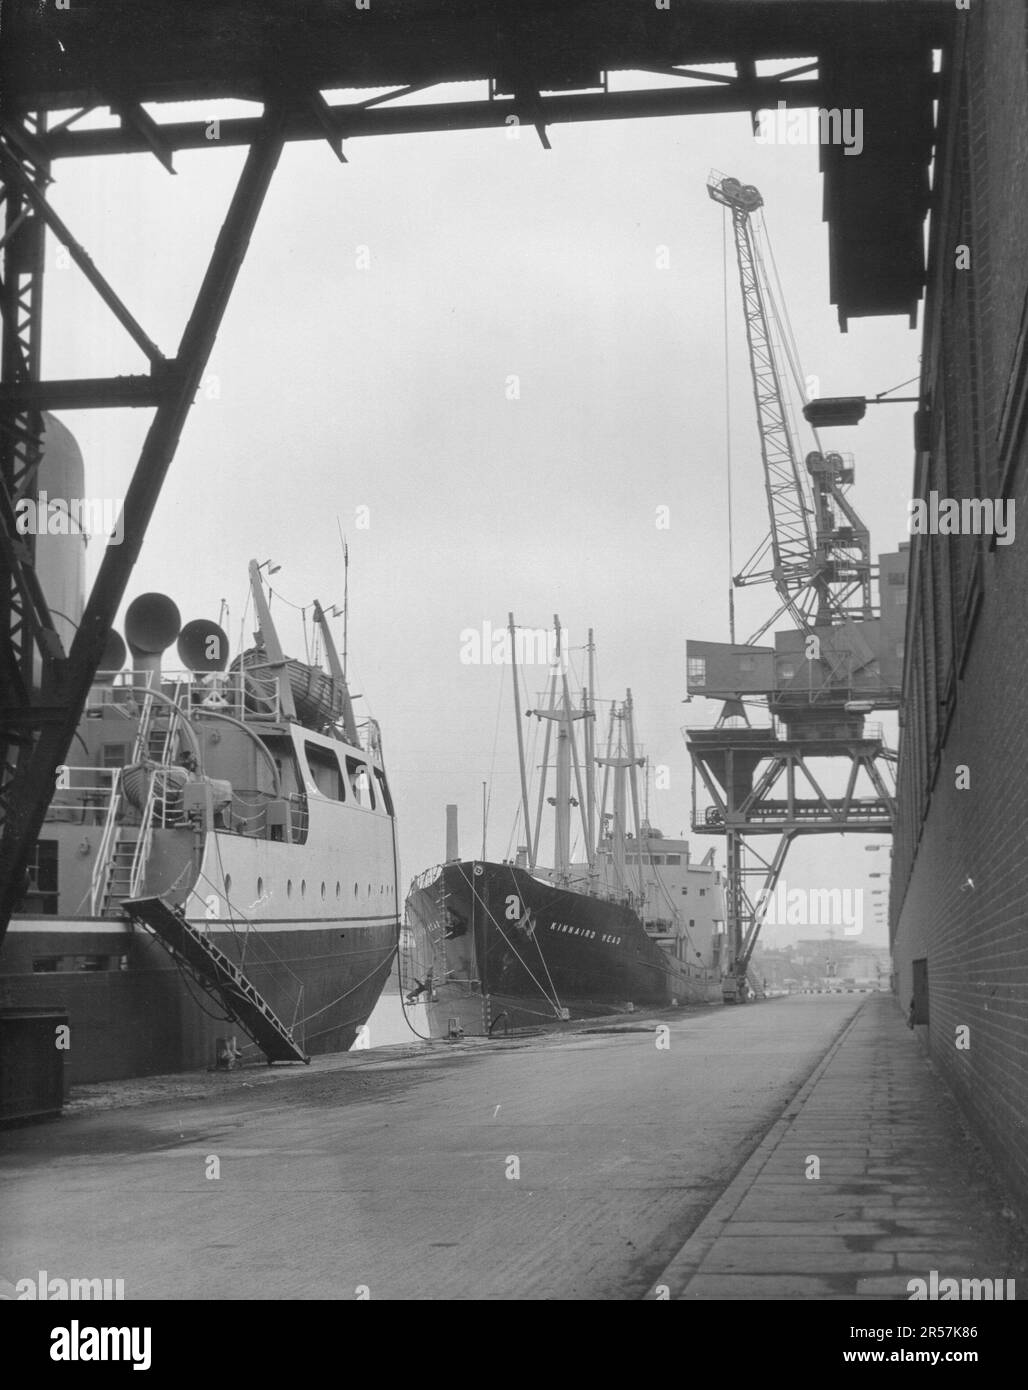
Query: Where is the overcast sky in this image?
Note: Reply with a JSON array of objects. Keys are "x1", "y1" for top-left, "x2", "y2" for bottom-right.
[{"x1": 44, "y1": 74, "x2": 917, "y2": 946}]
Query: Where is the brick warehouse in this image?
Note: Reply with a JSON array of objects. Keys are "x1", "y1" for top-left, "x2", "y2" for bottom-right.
[{"x1": 892, "y1": 2, "x2": 1028, "y2": 1215}]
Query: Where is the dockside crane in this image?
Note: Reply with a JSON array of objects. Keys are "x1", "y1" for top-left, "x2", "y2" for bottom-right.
[
  {"x1": 687, "y1": 172, "x2": 908, "y2": 1001},
  {"x1": 708, "y1": 171, "x2": 876, "y2": 643}
]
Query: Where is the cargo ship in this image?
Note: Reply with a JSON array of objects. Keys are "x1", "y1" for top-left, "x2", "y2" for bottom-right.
[
  {"x1": 0, "y1": 419, "x2": 399, "y2": 1083},
  {"x1": 404, "y1": 617, "x2": 724, "y2": 1036}
]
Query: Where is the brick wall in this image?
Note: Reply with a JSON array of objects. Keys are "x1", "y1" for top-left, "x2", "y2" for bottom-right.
[{"x1": 891, "y1": 4, "x2": 1028, "y2": 1216}]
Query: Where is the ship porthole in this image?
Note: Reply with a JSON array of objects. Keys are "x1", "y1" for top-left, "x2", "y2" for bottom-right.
[
  {"x1": 321, "y1": 882, "x2": 326, "y2": 901},
  {"x1": 257, "y1": 876, "x2": 263, "y2": 898},
  {"x1": 224, "y1": 874, "x2": 232, "y2": 896},
  {"x1": 353, "y1": 881, "x2": 358, "y2": 897},
  {"x1": 301, "y1": 879, "x2": 307, "y2": 897},
  {"x1": 287, "y1": 879, "x2": 293, "y2": 898},
  {"x1": 336, "y1": 882, "x2": 341, "y2": 898}
]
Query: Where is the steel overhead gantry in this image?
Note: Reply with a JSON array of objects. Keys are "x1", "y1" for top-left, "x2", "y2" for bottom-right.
[
  {"x1": 686, "y1": 173, "x2": 910, "y2": 999},
  {"x1": 0, "y1": 109, "x2": 286, "y2": 937},
  {"x1": 0, "y1": 1, "x2": 946, "y2": 945},
  {"x1": 687, "y1": 721, "x2": 897, "y2": 990}
]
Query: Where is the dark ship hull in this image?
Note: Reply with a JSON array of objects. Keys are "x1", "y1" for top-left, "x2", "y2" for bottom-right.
[
  {"x1": 404, "y1": 860, "x2": 718, "y2": 1037},
  {"x1": 2, "y1": 916, "x2": 396, "y2": 1084}
]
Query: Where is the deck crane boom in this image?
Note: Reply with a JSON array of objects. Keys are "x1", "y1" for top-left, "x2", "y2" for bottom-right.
[
  {"x1": 708, "y1": 172, "x2": 875, "y2": 643},
  {"x1": 684, "y1": 173, "x2": 907, "y2": 1004}
]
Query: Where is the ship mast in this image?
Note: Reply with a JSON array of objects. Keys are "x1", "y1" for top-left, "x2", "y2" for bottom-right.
[
  {"x1": 583, "y1": 629, "x2": 597, "y2": 891},
  {"x1": 248, "y1": 559, "x2": 296, "y2": 721},
  {"x1": 595, "y1": 703, "x2": 616, "y2": 862},
  {"x1": 531, "y1": 667, "x2": 557, "y2": 872},
  {"x1": 529, "y1": 617, "x2": 591, "y2": 887},
  {"x1": 342, "y1": 536, "x2": 349, "y2": 681},
  {"x1": 625, "y1": 690, "x2": 646, "y2": 903},
  {"x1": 509, "y1": 612, "x2": 535, "y2": 869},
  {"x1": 312, "y1": 599, "x2": 359, "y2": 745},
  {"x1": 597, "y1": 704, "x2": 629, "y2": 896},
  {"x1": 596, "y1": 694, "x2": 646, "y2": 902}
]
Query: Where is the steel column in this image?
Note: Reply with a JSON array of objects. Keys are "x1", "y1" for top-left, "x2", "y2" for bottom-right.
[{"x1": 0, "y1": 107, "x2": 286, "y2": 942}]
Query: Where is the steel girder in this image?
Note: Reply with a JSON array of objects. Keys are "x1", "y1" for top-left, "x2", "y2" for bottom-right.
[{"x1": 0, "y1": 106, "x2": 286, "y2": 943}]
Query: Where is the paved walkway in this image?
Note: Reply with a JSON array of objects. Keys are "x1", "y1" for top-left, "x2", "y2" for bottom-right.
[{"x1": 648, "y1": 994, "x2": 1027, "y2": 1299}]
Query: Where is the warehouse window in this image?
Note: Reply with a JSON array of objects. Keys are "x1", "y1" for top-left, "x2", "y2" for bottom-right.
[
  {"x1": 911, "y1": 958, "x2": 929, "y2": 1025},
  {"x1": 75, "y1": 955, "x2": 110, "y2": 972}
]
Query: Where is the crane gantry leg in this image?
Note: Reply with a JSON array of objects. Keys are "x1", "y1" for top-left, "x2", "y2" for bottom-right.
[{"x1": 0, "y1": 105, "x2": 286, "y2": 946}]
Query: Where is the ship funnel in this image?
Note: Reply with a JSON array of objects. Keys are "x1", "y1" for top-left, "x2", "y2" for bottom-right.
[
  {"x1": 125, "y1": 592, "x2": 181, "y2": 684},
  {"x1": 95, "y1": 629, "x2": 127, "y2": 684},
  {"x1": 178, "y1": 618, "x2": 229, "y2": 673},
  {"x1": 445, "y1": 804, "x2": 459, "y2": 862}
]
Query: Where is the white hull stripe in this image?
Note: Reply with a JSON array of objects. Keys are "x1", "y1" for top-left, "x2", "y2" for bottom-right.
[{"x1": 9, "y1": 914, "x2": 398, "y2": 935}]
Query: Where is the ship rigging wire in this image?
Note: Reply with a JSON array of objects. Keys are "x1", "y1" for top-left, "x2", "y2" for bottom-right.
[{"x1": 460, "y1": 866, "x2": 565, "y2": 1020}]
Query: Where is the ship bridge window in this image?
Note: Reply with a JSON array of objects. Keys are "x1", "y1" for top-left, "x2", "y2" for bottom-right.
[
  {"x1": 304, "y1": 742, "x2": 345, "y2": 801},
  {"x1": 32, "y1": 957, "x2": 61, "y2": 973},
  {"x1": 687, "y1": 656, "x2": 706, "y2": 686},
  {"x1": 263, "y1": 738, "x2": 303, "y2": 799},
  {"x1": 650, "y1": 855, "x2": 663, "y2": 865},
  {"x1": 345, "y1": 757, "x2": 375, "y2": 809},
  {"x1": 665, "y1": 855, "x2": 681, "y2": 866},
  {"x1": 373, "y1": 767, "x2": 394, "y2": 816}
]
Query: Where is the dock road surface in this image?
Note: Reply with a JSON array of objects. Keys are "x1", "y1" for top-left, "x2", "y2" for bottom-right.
[{"x1": 1, "y1": 994, "x2": 971, "y2": 1300}]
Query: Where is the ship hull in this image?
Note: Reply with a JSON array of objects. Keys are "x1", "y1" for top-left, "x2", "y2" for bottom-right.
[
  {"x1": 404, "y1": 861, "x2": 720, "y2": 1037},
  {"x1": 1, "y1": 914, "x2": 397, "y2": 1084}
]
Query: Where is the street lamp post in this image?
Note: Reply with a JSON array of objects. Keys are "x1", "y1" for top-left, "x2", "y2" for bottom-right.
[{"x1": 802, "y1": 389, "x2": 929, "y2": 450}]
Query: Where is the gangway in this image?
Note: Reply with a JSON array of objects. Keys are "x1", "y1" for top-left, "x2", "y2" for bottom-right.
[{"x1": 124, "y1": 896, "x2": 309, "y2": 1065}]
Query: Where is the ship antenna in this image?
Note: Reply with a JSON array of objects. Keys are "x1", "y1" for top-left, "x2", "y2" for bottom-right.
[{"x1": 336, "y1": 517, "x2": 350, "y2": 682}]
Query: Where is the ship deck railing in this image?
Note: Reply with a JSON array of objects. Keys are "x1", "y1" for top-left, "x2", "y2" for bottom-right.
[
  {"x1": 46, "y1": 765, "x2": 120, "y2": 826},
  {"x1": 86, "y1": 670, "x2": 382, "y2": 756}
]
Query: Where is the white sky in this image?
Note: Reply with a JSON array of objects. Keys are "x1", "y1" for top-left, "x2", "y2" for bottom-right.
[{"x1": 42, "y1": 79, "x2": 916, "y2": 946}]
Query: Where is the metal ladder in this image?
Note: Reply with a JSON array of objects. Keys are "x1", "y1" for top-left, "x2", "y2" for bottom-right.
[
  {"x1": 92, "y1": 685, "x2": 185, "y2": 916},
  {"x1": 124, "y1": 896, "x2": 310, "y2": 1065},
  {"x1": 91, "y1": 692, "x2": 158, "y2": 916},
  {"x1": 126, "y1": 682, "x2": 185, "y2": 900}
]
